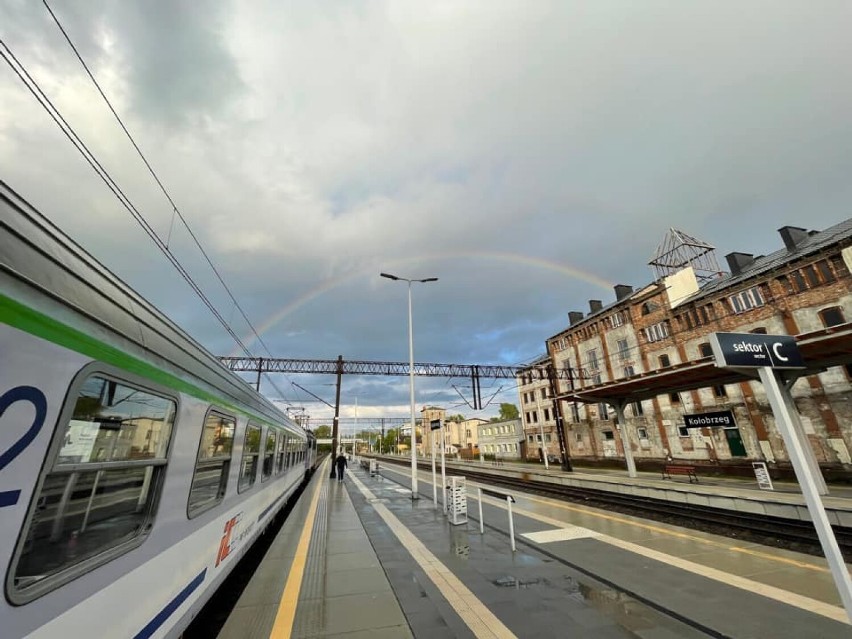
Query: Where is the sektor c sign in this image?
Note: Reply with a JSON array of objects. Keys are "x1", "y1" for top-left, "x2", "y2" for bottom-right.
[{"x1": 710, "y1": 332, "x2": 805, "y2": 369}]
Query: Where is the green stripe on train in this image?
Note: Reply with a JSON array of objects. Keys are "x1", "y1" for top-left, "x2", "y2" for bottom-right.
[{"x1": 0, "y1": 293, "x2": 293, "y2": 433}]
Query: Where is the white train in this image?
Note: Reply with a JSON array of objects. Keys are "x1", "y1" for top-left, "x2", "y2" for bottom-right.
[{"x1": 0, "y1": 181, "x2": 316, "y2": 638}]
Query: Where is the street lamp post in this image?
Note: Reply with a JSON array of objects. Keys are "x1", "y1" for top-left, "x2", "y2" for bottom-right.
[{"x1": 381, "y1": 272, "x2": 438, "y2": 500}]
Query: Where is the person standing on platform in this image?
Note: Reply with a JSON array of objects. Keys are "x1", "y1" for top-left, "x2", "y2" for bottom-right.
[{"x1": 335, "y1": 453, "x2": 348, "y2": 482}]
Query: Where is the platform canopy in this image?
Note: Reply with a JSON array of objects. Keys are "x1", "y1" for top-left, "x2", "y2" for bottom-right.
[{"x1": 557, "y1": 324, "x2": 852, "y2": 406}]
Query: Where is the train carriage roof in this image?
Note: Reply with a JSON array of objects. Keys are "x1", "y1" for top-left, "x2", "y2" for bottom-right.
[{"x1": 0, "y1": 180, "x2": 302, "y2": 435}]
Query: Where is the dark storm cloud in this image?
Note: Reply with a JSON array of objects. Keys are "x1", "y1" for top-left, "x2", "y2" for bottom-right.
[
  {"x1": 109, "y1": 1, "x2": 244, "y2": 125},
  {"x1": 3, "y1": 1, "x2": 852, "y2": 419}
]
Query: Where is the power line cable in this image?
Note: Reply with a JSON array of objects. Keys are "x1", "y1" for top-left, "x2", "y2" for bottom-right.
[
  {"x1": 0, "y1": 38, "x2": 257, "y2": 359},
  {"x1": 41, "y1": 0, "x2": 295, "y2": 405}
]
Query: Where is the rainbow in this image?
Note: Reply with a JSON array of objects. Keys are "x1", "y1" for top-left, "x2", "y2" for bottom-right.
[{"x1": 232, "y1": 250, "x2": 614, "y2": 356}]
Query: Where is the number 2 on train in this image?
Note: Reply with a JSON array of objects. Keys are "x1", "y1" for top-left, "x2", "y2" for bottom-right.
[{"x1": 0, "y1": 386, "x2": 48, "y2": 507}]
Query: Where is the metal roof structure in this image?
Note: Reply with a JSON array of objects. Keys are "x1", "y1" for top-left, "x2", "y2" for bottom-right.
[
  {"x1": 649, "y1": 228, "x2": 724, "y2": 283},
  {"x1": 557, "y1": 324, "x2": 852, "y2": 406}
]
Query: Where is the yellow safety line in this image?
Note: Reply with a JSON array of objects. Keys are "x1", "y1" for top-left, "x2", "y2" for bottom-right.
[{"x1": 269, "y1": 460, "x2": 327, "y2": 639}]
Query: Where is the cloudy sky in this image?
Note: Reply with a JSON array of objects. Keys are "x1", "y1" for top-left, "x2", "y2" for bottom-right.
[{"x1": 2, "y1": 1, "x2": 851, "y2": 427}]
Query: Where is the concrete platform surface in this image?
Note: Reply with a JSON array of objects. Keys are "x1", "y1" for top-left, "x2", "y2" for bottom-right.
[{"x1": 221, "y1": 454, "x2": 851, "y2": 638}]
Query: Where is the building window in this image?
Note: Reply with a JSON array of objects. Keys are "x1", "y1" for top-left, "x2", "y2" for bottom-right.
[
  {"x1": 659, "y1": 354, "x2": 671, "y2": 368},
  {"x1": 571, "y1": 403, "x2": 581, "y2": 423},
  {"x1": 544, "y1": 408, "x2": 551, "y2": 421},
  {"x1": 588, "y1": 349, "x2": 599, "y2": 371},
  {"x1": 641, "y1": 301, "x2": 658, "y2": 315},
  {"x1": 611, "y1": 312, "x2": 624, "y2": 328},
  {"x1": 670, "y1": 392, "x2": 681, "y2": 404},
  {"x1": 698, "y1": 342, "x2": 713, "y2": 358},
  {"x1": 541, "y1": 388, "x2": 548, "y2": 399},
  {"x1": 575, "y1": 432, "x2": 582, "y2": 443},
  {"x1": 616, "y1": 338, "x2": 629, "y2": 361},
  {"x1": 714, "y1": 385, "x2": 728, "y2": 398},
  {"x1": 751, "y1": 327, "x2": 767, "y2": 334},
  {"x1": 729, "y1": 286, "x2": 765, "y2": 314},
  {"x1": 632, "y1": 401, "x2": 644, "y2": 416},
  {"x1": 623, "y1": 365, "x2": 635, "y2": 377},
  {"x1": 831, "y1": 255, "x2": 850, "y2": 278},
  {"x1": 598, "y1": 403, "x2": 609, "y2": 420},
  {"x1": 776, "y1": 275, "x2": 795, "y2": 295},
  {"x1": 637, "y1": 428, "x2": 649, "y2": 439},
  {"x1": 11, "y1": 374, "x2": 176, "y2": 599},
  {"x1": 816, "y1": 260, "x2": 836, "y2": 284},
  {"x1": 644, "y1": 321, "x2": 670, "y2": 343},
  {"x1": 603, "y1": 430, "x2": 615, "y2": 440},
  {"x1": 803, "y1": 264, "x2": 821, "y2": 288},
  {"x1": 791, "y1": 270, "x2": 807, "y2": 292},
  {"x1": 820, "y1": 306, "x2": 846, "y2": 327},
  {"x1": 678, "y1": 426, "x2": 690, "y2": 437},
  {"x1": 532, "y1": 411, "x2": 539, "y2": 423}
]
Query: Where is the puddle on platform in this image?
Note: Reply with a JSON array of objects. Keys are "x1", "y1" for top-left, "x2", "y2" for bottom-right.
[
  {"x1": 450, "y1": 526, "x2": 470, "y2": 559},
  {"x1": 492, "y1": 575, "x2": 546, "y2": 589},
  {"x1": 564, "y1": 577, "x2": 676, "y2": 634}
]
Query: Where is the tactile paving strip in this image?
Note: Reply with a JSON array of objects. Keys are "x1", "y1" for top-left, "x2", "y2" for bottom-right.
[{"x1": 291, "y1": 479, "x2": 330, "y2": 637}]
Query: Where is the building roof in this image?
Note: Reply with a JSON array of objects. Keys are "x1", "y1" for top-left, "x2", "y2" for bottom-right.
[
  {"x1": 685, "y1": 218, "x2": 852, "y2": 304},
  {"x1": 546, "y1": 218, "x2": 852, "y2": 343}
]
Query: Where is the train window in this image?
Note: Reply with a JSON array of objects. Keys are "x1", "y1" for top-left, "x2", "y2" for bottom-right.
[
  {"x1": 262, "y1": 430, "x2": 276, "y2": 480},
  {"x1": 276, "y1": 433, "x2": 287, "y2": 473},
  {"x1": 238, "y1": 423, "x2": 261, "y2": 493},
  {"x1": 11, "y1": 374, "x2": 175, "y2": 600},
  {"x1": 188, "y1": 411, "x2": 235, "y2": 517}
]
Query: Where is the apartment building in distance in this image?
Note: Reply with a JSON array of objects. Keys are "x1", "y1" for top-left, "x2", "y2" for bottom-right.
[
  {"x1": 418, "y1": 407, "x2": 488, "y2": 457},
  {"x1": 516, "y1": 356, "x2": 561, "y2": 461},
  {"x1": 540, "y1": 222, "x2": 852, "y2": 472},
  {"x1": 477, "y1": 419, "x2": 524, "y2": 460}
]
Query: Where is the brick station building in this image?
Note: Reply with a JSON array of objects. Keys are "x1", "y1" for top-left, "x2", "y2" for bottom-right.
[{"x1": 523, "y1": 222, "x2": 852, "y2": 474}]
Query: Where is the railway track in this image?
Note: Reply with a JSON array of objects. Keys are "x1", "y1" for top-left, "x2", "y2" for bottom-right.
[{"x1": 376, "y1": 456, "x2": 852, "y2": 558}]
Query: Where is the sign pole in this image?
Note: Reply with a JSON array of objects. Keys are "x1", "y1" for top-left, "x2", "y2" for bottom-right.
[
  {"x1": 779, "y1": 379, "x2": 829, "y2": 495},
  {"x1": 613, "y1": 402, "x2": 637, "y2": 478},
  {"x1": 758, "y1": 367, "x2": 852, "y2": 622},
  {"x1": 441, "y1": 423, "x2": 447, "y2": 514},
  {"x1": 431, "y1": 429, "x2": 437, "y2": 508}
]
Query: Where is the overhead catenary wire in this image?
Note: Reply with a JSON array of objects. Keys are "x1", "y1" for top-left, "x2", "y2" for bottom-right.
[
  {"x1": 41, "y1": 0, "x2": 296, "y2": 405},
  {"x1": 0, "y1": 39, "x2": 304, "y2": 412}
]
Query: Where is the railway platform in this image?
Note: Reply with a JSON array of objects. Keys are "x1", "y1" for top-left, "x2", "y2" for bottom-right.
[
  {"x1": 218, "y1": 457, "x2": 851, "y2": 638},
  {"x1": 375, "y1": 455, "x2": 852, "y2": 527}
]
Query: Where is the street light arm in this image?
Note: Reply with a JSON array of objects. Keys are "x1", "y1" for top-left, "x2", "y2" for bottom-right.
[{"x1": 380, "y1": 272, "x2": 401, "y2": 281}]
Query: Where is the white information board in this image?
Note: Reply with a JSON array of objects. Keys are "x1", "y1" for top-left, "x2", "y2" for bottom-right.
[
  {"x1": 447, "y1": 476, "x2": 468, "y2": 525},
  {"x1": 752, "y1": 462, "x2": 774, "y2": 491}
]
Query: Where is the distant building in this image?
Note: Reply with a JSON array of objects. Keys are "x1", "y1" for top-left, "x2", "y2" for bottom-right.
[
  {"x1": 516, "y1": 355, "x2": 560, "y2": 461},
  {"x1": 545, "y1": 222, "x2": 852, "y2": 470},
  {"x1": 477, "y1": 419, "x2": 523, "y2": 460}
]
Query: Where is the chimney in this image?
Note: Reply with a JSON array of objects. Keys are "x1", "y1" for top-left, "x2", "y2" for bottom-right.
[
  {"x1": 568, "y1": 311, "x2": 584, "y2": 325},
  {"x1": 589, "y1": 300, "x2": 603, "y2": 314},
  {"x1": 614, "y1": 284, "x2": 633, "y2": 301},
  {"x1": 725, "y1": 252, "x2": 755, "y2": 277},
  {"x1": 778, "y1": 226, "x2": 809, "y2": 251}
]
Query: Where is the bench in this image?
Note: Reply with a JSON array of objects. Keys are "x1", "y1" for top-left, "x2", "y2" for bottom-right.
[{"x1": 662, "y1": 465, "x2": 699, "y2": 483}]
